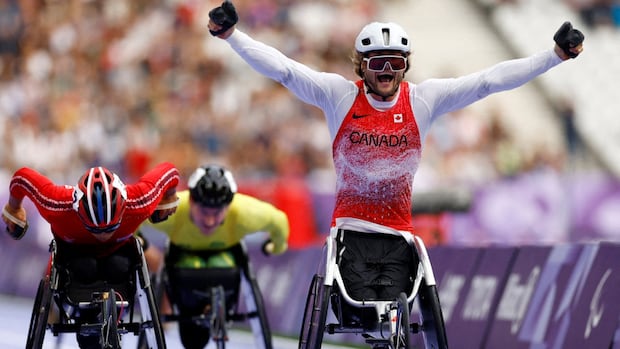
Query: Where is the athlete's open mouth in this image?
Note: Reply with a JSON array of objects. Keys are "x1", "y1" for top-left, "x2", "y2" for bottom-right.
[{"x1": 378, "y1": 74, "x2": 394, "y2": 82}]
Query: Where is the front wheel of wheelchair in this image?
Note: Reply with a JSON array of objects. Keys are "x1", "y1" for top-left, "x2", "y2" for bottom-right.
[
  {"x1": 26, "y1": 276, "x2": 53, "y2": 349},
  {"x1": 391, "y1": 292, "x2": 411, "y2": 349},
  {"x1": 298, "y1": 274, "x2": 330, "y2": 349},
  {"x1": 101, "y1": 290, "x2": 121, "y2": 349},
  {"x1": 417, "y1": 281, "x2": 448, "y2": 349},
  {"x1": 136, "y1": 280, "x2": 167, "y2": 349},
  {"x1": 243, "y1": 277, "x2": 273, "y2": 349},
  {"x1": 211, "y1": 285, "x2": 228, "y2": 349}
]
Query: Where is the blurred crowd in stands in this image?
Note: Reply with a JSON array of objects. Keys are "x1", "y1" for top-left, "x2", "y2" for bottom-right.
[
  {"x1": 480, "y1": 0, "x2": 620, "y2": 29},
  {"x1": 0, "y1": 0, "x2": 373, "y2": 185},
  {"x1": 0, "y1": 0, "x2": 592, "y2": 183},
  {"x1": 0, "y1": 0, "x2": 616, "y2": 247}
]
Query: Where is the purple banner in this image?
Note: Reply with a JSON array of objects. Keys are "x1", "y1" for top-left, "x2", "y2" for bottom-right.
[
  {"x1": 450, "y1": 246, "x2": 516, "y2": 348},
  {"x1": 486, "y1": 245, "x2": 553, "y2": 349},
  {"x1": 544, "y1": 242, "x2": 620, "y2": 349},
  {"x1": 449, "y1": 172, "x2": 620, "y2": 245},
  {"x1": 250, "y1": 247, "x2": 323, "y2": 336},
  {"x1": 411, "y1": 246, "x2": 483, "y2": 347},
  {"x1": 0, "y1": 236, "x2": 48, "y2": 296},
  {"x1": 569, "y1": 174, "x2": 620, "y2": 240},
  {"x1": 433, "y1": 246, "x2": 483, "y2": 326},
  {"x1": 516, "y1": 244, "x2": 585, "y2": 347}
]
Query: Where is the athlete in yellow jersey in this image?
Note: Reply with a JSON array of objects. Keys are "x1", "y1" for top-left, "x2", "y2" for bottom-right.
[
  {"x1": 148, "y1": 169, "x2": 289, "y2": 256},
  {"x1": 144, "y1": 164, "x2": 290, "y2": 349}
]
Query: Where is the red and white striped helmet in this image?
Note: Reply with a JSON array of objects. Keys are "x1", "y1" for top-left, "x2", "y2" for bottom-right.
[{"x1": 73, "y1": 167, "x2": 127, "y2": 234}]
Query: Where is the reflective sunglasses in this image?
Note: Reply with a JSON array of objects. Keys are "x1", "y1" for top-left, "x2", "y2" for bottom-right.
[
  {"x1": 363, "y1": 55, "x2": 407, "y2": 72},
  {"x1": 85, "y1": 222, "x2": 121, "y2": 235}
]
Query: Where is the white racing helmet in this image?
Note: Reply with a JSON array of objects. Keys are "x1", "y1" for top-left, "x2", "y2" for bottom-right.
[{"x1": 355, "y1": 22, "x2": 411, "y2": 53}]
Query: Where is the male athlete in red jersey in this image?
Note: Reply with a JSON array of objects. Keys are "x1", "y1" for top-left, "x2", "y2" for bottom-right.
[
  {"x1": 3, "y1": 162, "x2": 180, "y2": 254},
  {"x1": 2, "y1": 162, "x2": 180, "y2": 348}
]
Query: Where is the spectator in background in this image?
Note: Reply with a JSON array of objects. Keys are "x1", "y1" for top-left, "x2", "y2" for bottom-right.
[
  {"x1": 0, "y1": 0, "x2": 380, "y2": 185},
  {"x1": 0, "y1": 0, "x2": 23, "y2": 80},
  {"x1": 565, "y1": 0, "x2": 616, "y2": 28},
  {"x1": 557, "y1": 98, "x2": 584, "y2": 164}
]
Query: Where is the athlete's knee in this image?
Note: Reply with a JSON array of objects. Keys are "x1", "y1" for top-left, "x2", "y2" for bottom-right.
[
  {"x1": 179, "y1": 322, "x2": 211, "y2": 349},
  {"x1": 68, "y1": 257, "x2": 98, "y2": 284},
  {"x1": 103, "y1": 255, "x2": 132, "y2": 283}
]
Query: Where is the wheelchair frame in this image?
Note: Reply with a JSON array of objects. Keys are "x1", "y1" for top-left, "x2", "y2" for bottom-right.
[
  {"x1": 298, "y1": 226, "x2": 449, "y2": 349},
  {"x1": 154, "y1": 240, "x2": 273, "y2": 349},
  {"x1": 26, "y1": 238, "x2": 167, "y2": 349}
]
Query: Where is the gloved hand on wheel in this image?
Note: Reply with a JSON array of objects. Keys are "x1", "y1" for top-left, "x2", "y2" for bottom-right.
[
  {"x1": 261, "y1": 239, "x2": 275, "y2": 256},
  {"x1": 553, "y1": 21, "x2": 584, "y2": 59},
  {"x1": 2, "y1": 204, "x2": 28, "y2": 240},
  {"x1": 209, "y1": 1, "x2": 238, "y2": 37},
  {"x1": 149, "y1": 194, "x2": 179, "y2": 223}
]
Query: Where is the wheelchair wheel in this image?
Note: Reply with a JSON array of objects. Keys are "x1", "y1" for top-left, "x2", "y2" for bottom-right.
[
  {"x1": 211, "y1": 285, "x2": 228, "y2": 349},
  {"x1": 26, "y1": 276, "x2": 52, "y2": 349},
  {"x1": 298, "y1": 274, "x2": 330, "y2": 349},
  {"x1": 243, "y1": 277, "x2": 273, "y2": 349},
  {"x1": 417, "y1": 281, "x2": 448, "y2": 349},
  {"x1": 392, "y1": 292, "x2": 411, "y2": 349},
  {"x1": 137, "y1": 280, "x2": 167, "y2": 349},
  {"x1": 101, "y1": 290, "x2": 121, "y2": 349}
]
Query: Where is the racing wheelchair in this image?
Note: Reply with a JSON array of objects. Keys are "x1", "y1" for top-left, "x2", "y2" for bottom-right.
[
  {"x1": 26, "y1": 238, "x2": 167, "y2": 348},
  {"x1": 298, "y1": 225, "x2": 449, "y2": 349},
  {"x1": 148, "y1": 240, "x2": 272, "y2": 349}
]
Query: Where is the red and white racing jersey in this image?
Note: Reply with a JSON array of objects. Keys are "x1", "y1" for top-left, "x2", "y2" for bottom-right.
[
  {"x1": 8, "y1": 162, "x2": 180, "y2": 256},
  {"x1": 332, "y1": 81, "x2": 420, "y2": 231}
]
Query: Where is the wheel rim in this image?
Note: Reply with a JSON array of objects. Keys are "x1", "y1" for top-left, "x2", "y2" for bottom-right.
[{"x1": 392, "y1": 292, "x2": 410, "y2": 349}]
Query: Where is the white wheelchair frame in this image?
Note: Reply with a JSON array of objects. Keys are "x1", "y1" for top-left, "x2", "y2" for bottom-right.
[{"x1": 299, "y1": 224, "x2": 448, "y2": 349}]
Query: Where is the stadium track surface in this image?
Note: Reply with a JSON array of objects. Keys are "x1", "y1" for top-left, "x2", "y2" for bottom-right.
[{"x1": 0, "y1": 294, "x2": 353, "y2": 349}]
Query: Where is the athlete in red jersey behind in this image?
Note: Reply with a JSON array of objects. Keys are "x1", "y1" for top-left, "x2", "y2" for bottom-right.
[{"x1": 2, "y1": 162, "x2": 180, "y2": 349}]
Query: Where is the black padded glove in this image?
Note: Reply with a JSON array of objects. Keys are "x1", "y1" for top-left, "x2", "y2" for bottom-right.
[
  {"x1": 553, "y1": 21, "x2": 584, "y2": 59},
  {"x1": 3, "y1": 206, "x2": 28, "y2": 240},
  {"x1": 6, "y1": 221, "x2": 28, "y2": 240},
  {"x1": 149, "y1": 210, "x2": 169, "y2": 223},
  {"x1": 209, "y1": 1, "x2": 239, "y2": 36}
]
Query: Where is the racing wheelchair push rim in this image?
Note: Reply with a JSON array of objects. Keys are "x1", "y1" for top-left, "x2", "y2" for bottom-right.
[
  {"x1": 391, "y1": 292, "x2": 410, "y2": 349},
  {"x1": 298, "y1": 274, "x2": 331, "y2": 349},
  {"x1": 417, "y1": 280, "x2": 448, "y2": 349},
  {"x1": 100, "y1": 290, "x2": 121, "y2": 349},
  {"x1": 240, "y1": 273, "x2": 273, "y2": 349},
  {"x1": 26, "y1": 276, "x2": 53, "y2": 349}
]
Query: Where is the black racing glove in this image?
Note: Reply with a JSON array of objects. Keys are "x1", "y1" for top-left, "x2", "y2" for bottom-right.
[
  {"x1": 7, "y1": 222, "x2": 28, "y2": 240},
  {"x1": 209, "y1": 1, "x2": 239, "y2": 36},
  {"x1": 553, "y1": 21, "x2": 584, "y2": 59},
  {"x1": 149, "y1": 210, "x2": 169, "y2": 223},
  {"x1": 3, "y1": 206, "x2": 28, "y2": 240}
]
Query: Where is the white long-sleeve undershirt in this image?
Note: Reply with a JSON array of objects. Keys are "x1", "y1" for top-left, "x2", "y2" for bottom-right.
[{"x1": 226, "y1": 29, "x2": 562, "y2": 144}]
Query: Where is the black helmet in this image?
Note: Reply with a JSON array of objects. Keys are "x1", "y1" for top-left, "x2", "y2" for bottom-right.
[{"x1": 188, "y1": 164, "x2": 237, "y2": 207}]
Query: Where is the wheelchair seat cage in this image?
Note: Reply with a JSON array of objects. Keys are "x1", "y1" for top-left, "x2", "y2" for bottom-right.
[
  {"x1": 25, "y1": 238, "x2": 167, "y2": 349},
  {"x1": 156, "y1": 241, "x2": 273, "y2": 349},
  {"x1": 299, "y1": 226, "x2": 449, "y2": 349}
]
